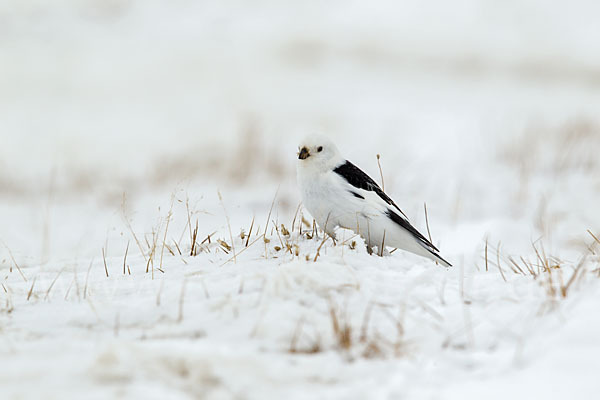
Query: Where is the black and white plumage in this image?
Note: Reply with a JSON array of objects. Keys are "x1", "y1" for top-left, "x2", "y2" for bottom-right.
[{"x1": 297, "y1": 134, "x2": 451, "y2": 267}]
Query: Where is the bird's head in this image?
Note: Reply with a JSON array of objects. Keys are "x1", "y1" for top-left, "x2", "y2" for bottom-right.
[{"x1": 297, "y1": 134, "x2": 343, "y2": 172}]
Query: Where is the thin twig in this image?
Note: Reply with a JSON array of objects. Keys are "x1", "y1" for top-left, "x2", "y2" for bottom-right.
[
  {"x1": 246, "y1": 216, "x2": 255, "y2": 247},
  {"x1": 186, "y1": 196, "x2": 194, "y2": 253},
  {"x1": 121, "y1": 194, "x2": 148, "y2": 262},
  {"x1": 217, "y1": 234, "x2": 266, "y2": 268},
  {"x1": 1, "y1": 241, "x2": 27, "y2": 282},
  {"x1": 44, "y1": 266, "x2": 66, "y2": 300},
  {"x1": 562, "y1": 256, "x2": 587, "y2": 297},
  {"x1": 219, "y1": 191, "x2": 236, "y2": 264},
  {"x1": 588, "y1": 229, "x2": 600, "y2": 246},
  {"x1": 123, "y1": 241, "x2": 129, "y2": 275},
  {"x1": 264, "y1": 187, "x2": 279, "y2": 237},
  {"x1": 496, "y1": 241, "x2": 506, "y2": 282},
  {"x1": 27, "y1": 276, "x2": 37, "y2": 301},
  {"x1": 160, "y1": 196, "x2": 175, "y2": 270},
  {"x1": 379, "y1": 230, "x2": 386, "y2": 257},
  {"x1": 264, "y1": 187, "x2": 279, "y2": 257},
  {"x1": 291, "y1": 202, "x2": 302, "y2": 233},
  {"x1": 102, "y1": 247, "x2": 109, "y2": 277},
  {"x1": 376, "y1": 154, "x2": 385, "y2": 192},
  {"x1": 190, "y1": 220, "x2": 199, "y2": 256},
  {"x1": 83, "y1": 258, "x2": 94, "y2": 299},
  {"x1": 313, "y1": 235, "x2": 330, "y2": 262},
  {"x1": 173, "y1": 239, "x2": 182, "y2": 255},
  {"x1": 484, "y1": 237, "x2": 489, "y2": 272},
  {"x1": 424, "y1": 203, "x2": 433, "y2": 244}
]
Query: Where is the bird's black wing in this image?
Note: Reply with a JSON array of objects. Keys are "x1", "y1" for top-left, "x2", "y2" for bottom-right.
[
  {"x1": 385, "y1": 210, "x2": 440, "y2": 253},
  {"x1": 333, "y1": 160, "x2": 440, "y2": 253},
  {"x1": 333, "y1": 161, "x2": 408, "y2": 218}
]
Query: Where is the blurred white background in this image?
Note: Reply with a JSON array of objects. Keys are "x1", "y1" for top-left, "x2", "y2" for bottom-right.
[{"x1": 2, "y1": 0, "x2": 599, "y2": 196}]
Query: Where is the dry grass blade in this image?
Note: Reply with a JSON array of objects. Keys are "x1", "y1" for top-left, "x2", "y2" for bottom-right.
[
  {"x1": 2, "y1": 241, "x2": 27, "y2": 282},
  {"x1": 508, "y1": 256, "x2": 526, "y2": 275},
  {"x1": 200, "y1": 231, "x2": 216, "y2": 245},
  {"x1": 424, "y1": 203, "x2": 433, "y2": 244},
  {"x1": 561, "y1": 256, "x2": 587, "y2": 298},
  {"x1": 274, "y1": 220, "x2": 285, "y2": 249},
  {"x1": 83, "y1": 258, "x2": 94, "y2": 299},
  {"x1": 376, "y1": 154, "x2": 385, "y2": 192},
  {"x1": 217, "y1": 239, "x2": 231, "y2": 253},
  {"x1": 264, "y1": 187, "x2": 279, "y2": 237},
  {"x1": 262, "y1": 186, "x2": 279, "y2": 259},
  {"x1": 44, "y1": 266, "x2": 66, "y2": 300},
  {"x1": 379, "y1": 230, "x2": 386, "y2": 257},
  {"x1": 484, "y1": 237, "x2": 489, "y2": 272},
  {"x1": 186, "y1": 197, "x2": 194, "y2": 253},
  {"x1": 218, "y1": 234, "x2": 266, "y2": 268},
  {"x1": 173, "y1": 239, "x2": 182, "y2": 255},
  {"x1": 121, "y1": 195, "x2": 148, "y2": 262},
  {"x1": 339, "y1": 234, "x2": 359, "y2": 247},
  {"x1": 313, "y1": 235, "x2": 331, "y2": 262},
  {"x1": 102, "y1": 247, "x2": 109, "y2": 277},
  {"x1": 587, "y1": 229, "x2": 600, "y2": 246},
  {"x1": 328, "y1": 297, "x2": 352, "y2": 350},
  {"x1": 246, "y1": 216, "x2": 255, "y2": 247},
  {"x1": 219, "y1": 191, "x2": 236, "y2": 263},
  {"x1": 63, "y1": 277, "x2": 74, "y2": 301},
  {"x1": 520, "y1": 256, "x2": 536, "y2": 276},
  {"x1": 263, "y1": 187, "x2": 280, "y2": 257},
  {"x1": 123, "y1": 241, "x2": 129, "y2": 275},
  {"x1": 164, "y1": 244, "x2": 175, "y2": 256},
  {"x1": 159, "y1": 196, "x2": 175, "y2": 270},
  {"x1": 146, "y1": 225, "x2": 162, "y2": 279},
  {"x1": 532, "y1": 242, "x2": 545, "y2": 275},
  {"x1": 359, "y1": 301, "x2": 375, "y2": 342},
  {"x1": 291, "y1": 202, "x2": 302, "y2": 233},
  {"x1": 496, "y1": 241, "x2": 507, "y2": 282},
  {"x1": 423, "y1": 203, "x2": 438, "y2": 265},
  {"x1": 27, "y1": 276, "x2": 37, "y2": 301},
  {"x1": 190, "y1": 220, "x2": 199, "y2": 256}
]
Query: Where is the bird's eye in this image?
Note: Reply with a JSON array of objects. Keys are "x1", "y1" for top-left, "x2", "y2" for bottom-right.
[{"x1": 317, "y1": 146, "x2": 323, "y2": 152}]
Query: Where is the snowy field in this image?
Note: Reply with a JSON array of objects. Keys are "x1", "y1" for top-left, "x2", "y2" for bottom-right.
[{"x1": 2, "y1": 1, "x2": 600, "y2": 399}]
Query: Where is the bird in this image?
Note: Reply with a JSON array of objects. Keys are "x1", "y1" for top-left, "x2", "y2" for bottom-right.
[{"x1": 296, "y1": 134, "x2": 451, "y2": 267}]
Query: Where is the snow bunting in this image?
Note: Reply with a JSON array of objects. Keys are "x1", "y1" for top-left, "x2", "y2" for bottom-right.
[{"x1": 297, "y1": 134, "x2": 451, "y2": 267}]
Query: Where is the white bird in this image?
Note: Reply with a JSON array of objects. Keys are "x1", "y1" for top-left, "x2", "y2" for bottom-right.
[{"x1": 296, "y1": 134, "x2": 451, "y2": 267}]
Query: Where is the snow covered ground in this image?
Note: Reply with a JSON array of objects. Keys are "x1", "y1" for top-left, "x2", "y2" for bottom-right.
[{"x1": 1, "y1": 1, "x2": 600, "y2": 399}]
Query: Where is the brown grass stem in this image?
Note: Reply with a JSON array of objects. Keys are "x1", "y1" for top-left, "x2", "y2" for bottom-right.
[
  {"x1": 123, "y1": 241, "x2": 129, "y2": 275},
  {"x1": 219, "y1": 191, "x2": 236, "y2": 264},
  {"x1": 102, "y1": 247, "x2": 109, "y2": 277},
  {"x1": 376, "y1": 154, "x2": 385, "y2": 192}
]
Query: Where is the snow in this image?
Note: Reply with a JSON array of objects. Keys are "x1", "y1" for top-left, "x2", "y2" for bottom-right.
[{"x1": 1, "y1": 1, "x2": 600, "y2": 399}]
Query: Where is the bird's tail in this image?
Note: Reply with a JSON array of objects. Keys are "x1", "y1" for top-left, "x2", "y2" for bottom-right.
[
  {"x1": 424, "y1": 249, "x2": 452, "y2": 268},
  {"x1": 413, "y1": 243, "x2": 452, "y2": 267}
]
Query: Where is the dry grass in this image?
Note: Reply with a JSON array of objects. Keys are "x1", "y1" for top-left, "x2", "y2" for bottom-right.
[
  {"x1": 0, "y1": 282, "x2": 14, "y2": 313},
  {"x1": 101, "y1": 247, "x2": 109, "y2": 277},
  {"x1": 151, "y1": 125, "x2": 289, "y2": 188},
  {"x1": 1, "y1": 241, "x2": 27, "y2": 282},
  {"x1": 289, "y1": 297, "x2": 406, "y2": 359},
  {"x1": 500, "y1": 118, "x2": 600, "y2": 179},
  {"x1": 482, "y1": 231, "x2": 599, "y2": 302}
]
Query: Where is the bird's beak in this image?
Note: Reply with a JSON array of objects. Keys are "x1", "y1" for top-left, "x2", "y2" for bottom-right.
[{"x1": 298, "y1": 147, "x2": 310, "y2": 160}]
